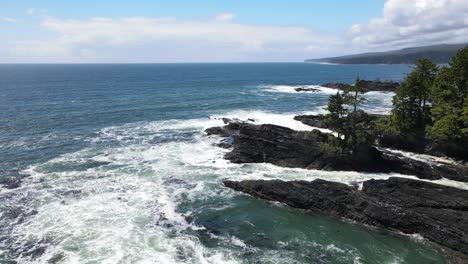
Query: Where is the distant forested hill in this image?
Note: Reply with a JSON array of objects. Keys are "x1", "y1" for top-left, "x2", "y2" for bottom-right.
[{"x1": 307, "y1": 44, "x2": 467, "y2": 64}]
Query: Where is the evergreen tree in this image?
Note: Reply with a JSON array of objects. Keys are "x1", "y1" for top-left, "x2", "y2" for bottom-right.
[
  {"x1": 391, "y1": 59, "x2": 438, "y2": 135},
  {"x1": 429, "y1": 47, "x2": 468, "y2": 141},
  {"x1": 343, "y1": 77, "x2": 366, "y2": 112},
  {"x1": 324, "y1": 92, "x2": 374, "y2": 152},
  {"x1": 325, "y1": 92, "x2": 347, "y2": 138}
]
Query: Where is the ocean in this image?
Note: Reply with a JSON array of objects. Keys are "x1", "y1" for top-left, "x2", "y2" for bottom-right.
[{"x1": 0, "y1": 63, "x2": 452, "y2": 263}]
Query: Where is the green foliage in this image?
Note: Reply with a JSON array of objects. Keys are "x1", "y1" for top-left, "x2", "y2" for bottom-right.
[
  {"x1": 391, "y1": 58, "x2": 438, "y2": 135},
  {"x1": 429, "y1": 47, "x2": 468, "y2": 141},
  {"x1": 326, "y1": 92, "x2": 347, "y2": 119},
  {"x1": 324, "y1": 90, "x2": 374, "y2": 153},
  {"x1": 429, "y1": 114, "x2": 461, "y2": 141},
  {"x1": 321, "y1": 48, "x2": 468, "y2": 153},
  {"x1": 374, "y1": 115, "x2": 398, "y2": 136},
  {"x1": 343, "y1": 77, "x2": 367, "y2": 112},
  {"x1": 319, "y1": 135, "x2": 344, "y2": 155},
  {"x1": 341, "y1": 111, "x2": 375, "y2": 149},
  {"x1": 325, "y1": 92, "x2": 347, "y2": 137}
]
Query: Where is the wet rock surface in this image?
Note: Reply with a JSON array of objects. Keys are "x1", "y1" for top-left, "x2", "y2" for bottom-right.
[
  {"x1": 223, "y1": 177, "x2": 468, "y2": 259},
  {"x1": 294, "y1": 87, "x2": 321, "y2": 92},
  {"x1": 206, "y1": 122, "x2": 468, "y2": 182},
  {"x1": 321, "y1": 80, "x2": 400, "y2": 92}
]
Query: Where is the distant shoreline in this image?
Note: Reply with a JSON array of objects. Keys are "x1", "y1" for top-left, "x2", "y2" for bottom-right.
[{"x1": 307, "y1": 43, "x2": 467, "y2": 65}]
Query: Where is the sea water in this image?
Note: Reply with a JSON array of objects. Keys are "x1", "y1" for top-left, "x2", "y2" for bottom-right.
[{"x1": 0, "y1": 63, "x2": 455, "y2": 263}]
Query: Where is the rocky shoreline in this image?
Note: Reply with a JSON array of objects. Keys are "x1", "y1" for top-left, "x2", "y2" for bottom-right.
[
  {"x1": 206, "y1": 122, "x2": 468, "y2": 182},
  {"x1": 294, "y1": 114, "x2": 468, "y2": 161},
  {"x1": 321, "y1": 80, "x2": 400, "y2": 92},
  {"x1": 291, "y1": 80, "x2": 400, "y2": 93},
  {"x1": 206, "y1": 119, "x2": 468, "y2": 259},
  {"x1": 224, "y1": 177, "x2": 468, "y2": 261}
]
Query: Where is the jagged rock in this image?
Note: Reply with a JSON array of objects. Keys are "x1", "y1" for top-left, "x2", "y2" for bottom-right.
[
  {"x1": 321, "y1": 80, "x2": 400, "y2": 92},
  {"x1": 221, "y1": 123, "x2": 328, "y2": 168},
  {"x1": 294, "y1": 113, "x2": 384, "y2": 131},
  {"x1": 294, "y1": 87, "x2": 321, "y2": 92},
  {"x1": 321, "y1": 83, "x2": 352, "y2": 91},
  {"x1": 293, "y1": 115, "x2": 327, "y2": 129},
  {"x1": 223, "y1": 177, "x2": 468, "y2": 259},
  {"x1": 206, "y1": 122, "x2": 468, "y2": 182}
]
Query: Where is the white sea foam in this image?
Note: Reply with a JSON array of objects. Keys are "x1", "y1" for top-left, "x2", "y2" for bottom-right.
[
  {"x1": 260, "y1": 84, "x2": 341, "y2": 95},
  {"x1": 2, "y1": 108, "x2": 466, "y2": 263},
  {"x1": 210, "y1": 109, "x2": 331, "y2": 132},
  {"x1": 259, "y1": 84, "x2": 395, "y2": 115},
  {"x1": 379, "y1": 147, "x2": 460, "y2": 166}
]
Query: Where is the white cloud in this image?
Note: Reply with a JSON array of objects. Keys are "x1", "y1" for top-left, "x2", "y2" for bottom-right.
[
  {"x1": 1, "y1": 17, "x2": 16, "y2": 23},
  {"x1": 349, "y1": 0, "x2": 468, "y2": 49},
  {"x1": 26, "y1": 8, "x2": 35, "y2": 15},
  {"x1": 215, "y1": 13, "x2": 235, "y2": 22},
  {"x1": 8, "y1": 14, "x2": 342, "y2": 62},
  {"x1": 26, "y1": 8, "x2": 48, "y2": 16}
]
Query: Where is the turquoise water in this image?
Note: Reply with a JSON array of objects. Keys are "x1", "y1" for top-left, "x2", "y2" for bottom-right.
[{"x1": 0, "y1": 63, "x2": 452, "y2": 263}]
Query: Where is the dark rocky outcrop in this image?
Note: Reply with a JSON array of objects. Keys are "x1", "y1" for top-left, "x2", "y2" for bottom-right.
[
  {"x1": 321, "y1": 80, "x2": 400, "y2": 92},
  {"x1": 206, "y1": 122, "x2": 468, "y2": 182},
  {"x1": 294, "y1": 87, "x2": 321, "y2": 92},
  {"x1": 223, "y1": 177, "x2": 468, "y2": 259},
  {"x1": 294, "y1": 113, "x2": 385, "y2": 130},
  {"x1": 320, "y1": 82, "x2": 353, "y2": 91},
  {"x1": 293, "y1": 115, "x2": 327, "y2": 129}
]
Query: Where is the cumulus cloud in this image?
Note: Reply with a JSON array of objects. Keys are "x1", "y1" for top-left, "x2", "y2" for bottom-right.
[
  {"x1": 349, "y1": 0, "x2": 468, "y2": 49},
  {"x1": 8, "y1": 14, "x2": 342, "y2": 62}
]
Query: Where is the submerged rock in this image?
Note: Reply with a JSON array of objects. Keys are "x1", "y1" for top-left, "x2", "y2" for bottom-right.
[
  {"x1": 223, "y1": 177, "x2": 468, "y2": 259},
  {"x1": 206, "y1": 122, "x2": 468, "y2": 182},
  {"x1": 0, "y1": 176, "x2": 22, "y2": 189},
  {"x1": 0, "y1": 170, "x2": 30, "y2": 189}
]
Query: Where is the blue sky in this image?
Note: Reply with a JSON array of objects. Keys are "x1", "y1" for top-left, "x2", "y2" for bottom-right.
[
  {"x1": 2, "y1": 0, "x2": 384, "y2": 31},
  {"x1": 1, "y1": 0, "x2": 467, "y2": 62}
]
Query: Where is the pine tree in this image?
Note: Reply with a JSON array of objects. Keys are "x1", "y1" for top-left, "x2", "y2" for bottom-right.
[
  {"x1": 391, "y1": 59, "x2": 438, "y2": 135},
  {"x1": 429, "y1": 47, "x2": 468, "y2": 141},
  {"x1": 325, "y1": 92, "x2": 347, "y2": 137},
  {"x1": 343, "y1": 77, "x2": 366, "y2": 112},
  {"x1": 325, "y1": 92, "x2": 373, "y2": 152}
]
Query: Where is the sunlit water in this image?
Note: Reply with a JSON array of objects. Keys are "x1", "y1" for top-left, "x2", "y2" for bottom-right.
[{"x1": 0, "y1": 64, "x2": 457, "y2": 263}]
